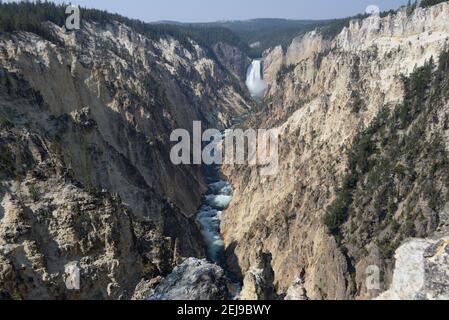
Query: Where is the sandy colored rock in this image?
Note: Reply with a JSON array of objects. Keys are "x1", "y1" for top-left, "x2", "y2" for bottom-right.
[{"x1": 222, "y1": 3, "x2": 449, "y2": 300}]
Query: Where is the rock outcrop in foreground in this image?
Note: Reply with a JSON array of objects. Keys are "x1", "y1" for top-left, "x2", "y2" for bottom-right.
[
  {"x1": 377, "y1": 236, "x2": 449, "y2": 300},
  {"x1": 144, "y1": 258, "x2": 229, "y2": 300}
]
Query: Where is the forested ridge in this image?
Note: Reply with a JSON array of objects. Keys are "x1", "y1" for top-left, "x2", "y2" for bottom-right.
[
  {"x1": 0, "y1": 1, "x2": 249, "y2": 53},
  {"x1": 0, "y1": 1, "x2": 412, "y2": 58}
]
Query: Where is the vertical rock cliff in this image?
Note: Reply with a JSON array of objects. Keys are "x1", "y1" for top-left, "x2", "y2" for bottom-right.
[
  {"x1": 222, "y1": 3, "x2": 449, "y2": 300},
  {"x1": 0, "y1": 17, "x2": 251, "y2": 299}
]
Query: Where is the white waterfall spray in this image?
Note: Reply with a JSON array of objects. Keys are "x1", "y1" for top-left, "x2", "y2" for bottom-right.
[{"x1": 245, "y1": 60, "x2": 267, "y2": 98}]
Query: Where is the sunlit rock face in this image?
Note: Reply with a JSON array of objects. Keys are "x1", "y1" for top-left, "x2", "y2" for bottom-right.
[
  {"x1": 263, "y1": 3, "x2": 449, "y2": 95},
  {"x1": 376, "y1": 237, "x2": 449, "y2": 300},
  {"x1": 222, "y1": 2, "x2": 449, "y2": 300}
]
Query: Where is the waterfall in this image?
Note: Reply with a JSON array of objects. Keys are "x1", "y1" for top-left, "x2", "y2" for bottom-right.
[{"x1": 245, "y1": 60, "x2": 268, "y2": 98}]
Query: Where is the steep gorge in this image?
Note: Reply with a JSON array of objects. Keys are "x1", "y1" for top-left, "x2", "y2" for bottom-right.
[{"x1": 2, "y1": 1, "x2": 449, "y2": 301}]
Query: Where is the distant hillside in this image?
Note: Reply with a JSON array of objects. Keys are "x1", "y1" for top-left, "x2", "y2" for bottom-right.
[
  {"x1": 177, "y1": 16, "x2": 384, "y2": 57},
  {"x1": 0, "y1": 2, "x2": 398, "y2": 59},
  {"x1": 194, "y1": 19, "x2": 326, "y2": 57}
]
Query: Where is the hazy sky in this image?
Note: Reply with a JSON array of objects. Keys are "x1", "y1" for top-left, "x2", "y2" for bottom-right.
[{"x1": 47, "y1": 0, "x2": 411, "y2": 23}]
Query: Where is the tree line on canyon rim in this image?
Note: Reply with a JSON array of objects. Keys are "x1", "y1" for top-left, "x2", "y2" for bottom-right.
[
  {"x1": 0, "y1": 1, "x2": 248, "y2": 54},
  {"x1": 2, "y1": 1, "x2": 443, "y2": 59}
]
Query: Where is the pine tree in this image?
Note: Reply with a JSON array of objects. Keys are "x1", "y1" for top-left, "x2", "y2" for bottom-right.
[{"x1": 420, "y1": 0, "x2": 448, "y2": 8}]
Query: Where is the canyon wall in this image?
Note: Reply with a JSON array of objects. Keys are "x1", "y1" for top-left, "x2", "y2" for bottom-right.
[
  {"x1": 222, "y1": 3, "x2": 449, "y2": 299},
  {"x1": 0, "y1": 20, "x2": 251, "y2": 299}
]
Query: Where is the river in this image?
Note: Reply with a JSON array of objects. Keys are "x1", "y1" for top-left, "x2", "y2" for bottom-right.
[{"x1": 194, "y1": 60, "x2": 266, "y2": 297}]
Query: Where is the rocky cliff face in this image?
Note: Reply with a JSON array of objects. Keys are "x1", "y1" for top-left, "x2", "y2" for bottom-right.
[
  {"x1": 142, "y1": 258, "x2": 229, "y2": 300},
  {"x1": 0, "y1": 125, "x2": 144, "y2": 299},
  {"x1": 212, "y1": 42, "x2": 252, "y2": 81},
  {"x1": 0, "y1": 19, "x2": 251, "y2": 299},
  {"x1": 222, "y1": 2, "x2": 449, "y2": 300},
  {"x1": 376, "y1": 237, "x2": 449, "y2": 300},
  {"x1": 239, "y1": 250, "x2": 278, "y2": 300},
  {"x1": 4, "y1": 2, "x2": 449, "y2": 301}
]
